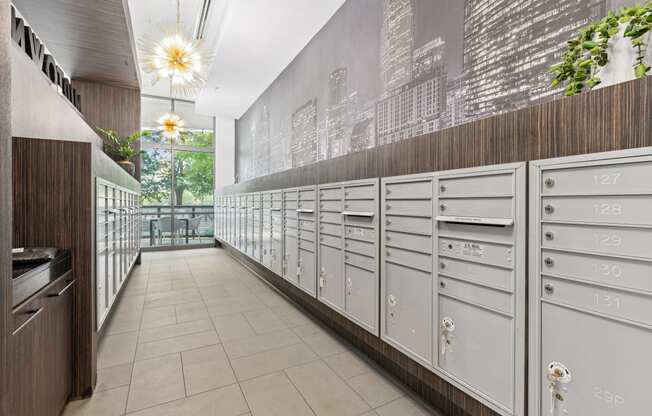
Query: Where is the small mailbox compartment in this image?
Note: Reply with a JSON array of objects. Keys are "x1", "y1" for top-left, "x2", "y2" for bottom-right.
[
  {"x1": 319, "y1": 187, "x2": 342, "y2": 200},
  {"x1": 385, "y1": 199, "x2": 432, "y2": 217},
  {"x1": 385, "y1": 179, "x2": 432, "y2": 199},
  {"x1": 320, "y1": 200, "x2": 342, "y2": 212},
  {"x1": 439, "y1": 238, "x2": 514, "y2": 269},
  {"x1": 344, "y1": 239, "x2": 375, "y2": 257},
  {"x1": 438, "y1": 197, "x2": 513, "y2": 220},
  {"x1": 319, "y1": 222, "x2": 341, "y2": 237},
  {"x1": 343, "y1": 199, "x2": 376, "y2": 214},
  {"x1": 319, "y1": 211, "x2": 342, "y2": 224},
  {"x1": 344, "y1": 184, "x2": 376, "y2": 200},
  {"x1": 439, "y1": 277, "x2": 513, "y2": 316},
  {"x1": 439, "y1": 172, "x2": 513, "y2": 197},
  {"x1": 385, "y1": 231, "x2": 432, "y2": 254},
  {"x1": 319, "y1": 233, "x2": 342, "y2": 248},
  {"x1": 299, "y1": 189, "x2": 316, "y2": 201},
  {"x1": 541, "y1": 195, "x2": 652, "y2": 226},
  {"x1": 297, "y1": 200, "x2": 315, "y2": 211},
  {"x1": 344, "y1": 251, "x2": 375, "y2": 272},
  {"x1": 386, "y1": 247, "x2": 432, "y2": 272},
  {"x1": 345, "y1": 225, "x2": 376, "y2": 243},
  {"x1": 385, "y1": 215, "x2": 432, "y2": 235},
  {"x1": 439, "y1": 257, "x2": 514, "y2": 292}
]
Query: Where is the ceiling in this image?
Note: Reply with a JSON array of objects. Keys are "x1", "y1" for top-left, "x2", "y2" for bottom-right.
[
  {"x1": 13, "y1": 0, "x2": 140, "y2": 88},
  {"x1": 128, "y1": 0, "x2": 346, "y2": 118}
]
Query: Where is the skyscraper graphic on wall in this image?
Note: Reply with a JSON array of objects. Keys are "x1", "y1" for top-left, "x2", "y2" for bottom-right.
[
  {"x1": 252, "y1": 105, "x2": 271, "y2": 178},
  {"x1": 381, "y1": 0, "x2": 415, "y2": 92},
  {"x1": 291, "y1": 99, "x2": 319, "y2": 168},
  {"x1": 326, "y1": 68, "x2": 349, "y2": 159}
]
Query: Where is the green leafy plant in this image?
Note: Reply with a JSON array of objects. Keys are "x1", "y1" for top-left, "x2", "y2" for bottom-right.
[
  {"x1": 550, "y1": 3, "x2": 652, "y2": 96},
  {"x1": 98, "y1": 128, "x2": 151, "y2": 161}
]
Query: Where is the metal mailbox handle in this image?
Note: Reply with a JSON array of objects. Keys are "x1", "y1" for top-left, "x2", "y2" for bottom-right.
[
  {"x1": 341, "y1": 211, "x2": 374, "y2": 217},
  {"x1": 13, "y1": 308, "x2": 44, "y2": 336},
  {"x1": 48, "y1": 280, "x2": 76, "y2": 297},
  {"x1": 296, "y1": 209, "x2": 314, "y2": 213}
]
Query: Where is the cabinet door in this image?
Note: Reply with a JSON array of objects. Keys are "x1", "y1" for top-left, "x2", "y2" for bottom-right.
[
  {"x1": 284, "y1": 235, "x2": 299, "y2": 285},
  {"x1": 45, "y1": 279, "x2": 73, "y2": 413},
  {"x1": 318, "y1": 244, "x2": 344, "y2": 311},
  {"x1": 298, "y1": 249, "x2": 316, "y2": 296},
  {"x1": 345, "y1": 264, "x2": 377, "y2": 333},
  {"x1": 96, "y1": 249, "x2": 108, "y2": 328}
]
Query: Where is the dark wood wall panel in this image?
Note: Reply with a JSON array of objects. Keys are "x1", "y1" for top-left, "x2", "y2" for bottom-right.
[
  {"x1": 73, "y1": 80, "x2": 142, "y2": 178},
  {"x1": 217, "y1": 76, "x2": 652, "y2": 416}
]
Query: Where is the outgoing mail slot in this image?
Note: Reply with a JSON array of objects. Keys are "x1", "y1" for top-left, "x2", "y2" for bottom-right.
[
  {"x1": 438, "y1": 172, "x2": 513, "y2": 197},
  {"x1": 319, "y1": 222, "x2": 341, "y2": 237},
  {"x1": 541, "y1": 276, "x2": 652, "y2": 326},
  {"x1": 541, "y1": 223, "x2": 652, "y2": 259},
  {"x1": 344, "y1": 251, "x2": 375, "y2": 272},
  {"x1": 541, "y1": 160, "x2": 652, "y2": 196},
  {"x1": 319, "y1": 211, "x2": 342, "y2": 224},
  {"x1": 540, "y1": 249, "x2": 652, "y2": 293},
  {"x1": 385, "y1": 231, "x2": 432, "y2": 254},
  {"x1": 439, "y1": 277, "x2": 513, "y2": 316},
  {"x1": 385, "y1": 215, "x2": 432, "y2": 236},
  {"x1": 344, "y1": 238, "x2": 375, "y2": 257},
  {"x1": 385, "y1": 247, "x2": 432, "y2": 272},
  {"x1": 345, "y1": 225, "x2": 376, "y2": 242},
  {"x1": 344, "y1": 214, "x2": 375, "y2": 228},
  {"x1": 345, "y1": 264, "x2": 377, "y2": 333},
  {"x1": 439, "y1": 238, "x2": 514, "y2": 269},
  {"x1": 319, "y1": 187, "x2": 342, "y2": 200},
  {"x1": 320, "y1": 200, "x2": 342, "y2": 212},
  {"x1": 541, "y1": 195, "x2": 652, "y2": 226},
  {"x1": 299, "y1": 189, "x2": 316, "y2": 201},
  {"x1": 344, "y1": 184, "x2": 376, "y2": 200},
  {"x1": 540, "y1": 302, "x2": 652, "y2": 416},
  {"x1": 384, "y1": 261, "x2": 432, "y2": 364},
  {"x1": 343, "y1": 199, "x2": 376, "y2": 213},
  {"x1": 319, "y1": 233, "x2": 342, "y2": 248},
  {"x1": 438, "y1": 221, "x2": 515, "y2": 245},
  {"x1": 438, "y1": 296, "x2": 514, "y2": 411},
  {"x1": 438, "y1": 197, "x2": 513, "y2": 220},
  {"x1": 384, "y1": 199, "x2": 432, "y2": 217},
  {"x1": 385, "y1": 179, "x2": 432, "y2": 199},
  {"x1": 439, "y1": 257, "x2": 513, "y2": 292}
]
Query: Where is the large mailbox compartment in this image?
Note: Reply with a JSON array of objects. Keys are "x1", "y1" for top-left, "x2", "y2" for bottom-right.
[
  {"x1": 261, "y1": 192, "x2": 273, "y2": 269},
  {"x1": 529, "y1": 148, "x2": 652, "y2": 416},
  {"x1": 283, "y1": 188, "x2": 300, "y2": 287},
  {"x1": 246, "y1": 193, "x2": 257, "y2": 257},
  {"x1": 318, "y1": 179, "x2": 380, "y2": 334},
  {"x1": 434, "y1": 163, "x2": 526, "y2": 416},
  {"x1": 262, "y1": 190, "x2": 283, "y2": 275},
  {"x1": 297, "y1": 186, "x2": 318, "y2": 296},
  {"x1": 381, "y1": 173, "x2": 435, "y2": 366},
  {"x1": 251, "y1": 193, "x2": 263, "y2": 261}
]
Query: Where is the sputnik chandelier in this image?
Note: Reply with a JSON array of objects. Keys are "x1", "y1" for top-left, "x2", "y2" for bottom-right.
[{"x1": 157, "y1": 112, "x2": 185, "y2": 140}]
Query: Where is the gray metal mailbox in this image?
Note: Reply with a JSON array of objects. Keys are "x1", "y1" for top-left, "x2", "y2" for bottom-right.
[
  {"x1": 529, "y1": 148, "x2": 652, "y2": 416},
  {"x1": 317, "y1": 178, "x2": 380, "y2": 335},
  {"x1": 434, "y1": 163, "x2": 526, "y2": 416},
  {"x1": 381, "y1": 173, "x2": 434, "y2": 366}
]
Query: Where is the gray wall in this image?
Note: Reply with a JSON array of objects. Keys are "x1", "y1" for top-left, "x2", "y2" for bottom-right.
[{"x1": 236, "y1": 0, "x2": 636, "y2": 182}]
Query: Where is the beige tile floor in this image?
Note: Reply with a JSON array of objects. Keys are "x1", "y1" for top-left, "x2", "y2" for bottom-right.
[{"x1": 63, "y1": 248, "x2": 441, "y2": 416}]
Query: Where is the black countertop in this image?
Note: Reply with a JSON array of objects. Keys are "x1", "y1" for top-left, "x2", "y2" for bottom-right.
[{"x1": 12, "y1": 249, "x2": 72, "y2": 308}]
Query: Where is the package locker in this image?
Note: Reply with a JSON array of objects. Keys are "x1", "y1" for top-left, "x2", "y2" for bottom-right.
[
  {"x1": 381, "y1": 173, "x2": 435, "y2": 366},
  {"x1": 433, "y1": 163, "x2": 526, "y2": 416},
  {"x1": 529, "y1": 148, "x2": 652, "y2": 416}
]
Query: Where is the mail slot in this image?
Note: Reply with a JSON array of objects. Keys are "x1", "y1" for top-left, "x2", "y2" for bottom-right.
[
  {"x1": 319, "y1": 244, "x2": 344, "y2": 311},
  {"x1": 541, "y1": 223, "x2": 652, "y2": 259},
  {"x1": 344, "y1": 238, "x2": 375, "y2": 257},
  {"x1": 383, "y1": 261, "x2": 432, "y2": 364},
  {"x1": 344, "y1": 184, "x2": 376, "y2": 200},
  {"x1": 385, "y1": 215, "x2": 432, "y2": 236},
  {"x1": 319, "y1": 222, "x2": 341, "y2": 236},
  {"x1": 540, "y1": 302, "x2": 652, "y2": 416},
  {"x1": 345, "y1": 264, "x2": 376, "y2": 332},
  {"x1": 384, "y1": 199, "x2": 432, "y2": 217},
  {"x1": 439, "y1": 238, "x2": 514, "y2": 269},
  {"x1": 438, "y1": 197, "x2": 513, "y2": 220},
  {"x1": 344, "y1": 214, "x2": 374, "y2": 228},
  {"x1": 438, "y1": 296, "x2": 514, "y2": 411},
  {"x1": 439, "y1": 257, "x2": 514, "y2": 292},
  {"x1": 541, "y1": 276, "x2": 652, "y2": 326},
  {"x1": 541, "y1": 160, "x2": 652, "y2": 196},
  {"x1": 344, "y1": 251, "x2": 375, "y2": 272},
  {"x1": 343, "y1": 199, "x2": 376, "y2": 213},
  {"x1": 540, "y1": 249, "x2": 652, "y2": 293},
  {"x1": 385, "y1": 231, "x2": 432, "y2": 254},
  {"x1": 319, "y1": 187, "x2": 342, "y2": 200},
  {"x1": 319, "y1": 233, "x2": 342, "y2": 248},
  {"x1": 385, "y1": 179, "x2": 433, "y2": 199},
  {"x1": 438, "y1": 221, "x2": 515, "y2": 245},
  {"x1": 541, "y1": 195, "x2": 652, "y2": 226},
  {"x1": 439, "y1": 172, "x2": 513, "y2": 197},
  {"x1": 345, "y1": 225, "x2": 376, "y2": 242},
  {"x1": 439, "y1": 277, "x2": 513, "y2": 316},
  {"x1": 319, "y1": 211, "x2": 342, "y2": 224},
  {"x1": 385, "y1": 247, "x2": 432, "y2": 272},
  {"x1": 319, "y1": 200, "x2": 342, "y2": 212}
]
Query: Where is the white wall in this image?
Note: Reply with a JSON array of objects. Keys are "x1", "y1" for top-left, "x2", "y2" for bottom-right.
[
  {"x1": 215, "y1": 115, "x2": 235, "y2": 189},
  {"x1": 10, "y1": 43, "x2": 102, "y2": 147}
]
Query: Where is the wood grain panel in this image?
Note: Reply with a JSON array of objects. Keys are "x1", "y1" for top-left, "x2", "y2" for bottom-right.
[
  {"x1": 218, "y1": 76, "x2": 652, "y2": 416},
  {"x1": 0, "y1": 0, "x2": 12, "y2": 413},
  {"x1": 12, "y1": 137, "x2": 139, "y2": 399}
]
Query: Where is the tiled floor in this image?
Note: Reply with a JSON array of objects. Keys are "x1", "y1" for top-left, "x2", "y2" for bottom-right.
[{"x1": 63, "y1": 248, "x2": 441, "y2": 416}]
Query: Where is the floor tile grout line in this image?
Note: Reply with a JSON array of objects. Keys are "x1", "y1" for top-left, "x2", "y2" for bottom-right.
[{"x1": 281, "y1": 368, "x2": 319, "y2": 416}]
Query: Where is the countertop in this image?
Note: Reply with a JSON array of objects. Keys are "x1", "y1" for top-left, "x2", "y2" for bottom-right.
[{"x1": 12, "y1": 249, "x2": 72, "y2": 308}]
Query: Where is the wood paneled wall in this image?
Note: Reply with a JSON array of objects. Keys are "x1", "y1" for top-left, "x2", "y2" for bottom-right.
[
  {"x1": 0, "y1": 0, "x2": 12, "y2": 413},
  {"x1": 12, "y1": 138, "x2": 139, "y2": 398},
  {"x1": 73, "y1": 80, "x2": 142, "y2": 178},
  {"x1": 217, "y1": 76, "x2": 652, "y2": 416}
]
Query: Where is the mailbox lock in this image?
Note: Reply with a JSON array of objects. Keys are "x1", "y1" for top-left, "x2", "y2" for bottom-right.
[
  {"x1": 440, "y1": 185, "x2": 446, "y2": 193},
  {"x1": 386, "y1": 236, "x2": 391, "y2": 241},
  {"x1": 544, "y1": 177, "x2": 555, "y2": 188},
  {"x1": 386, "y1": 204, "x2": 391, "y2": 210},
  {"x1": 544, "y1": 283, "x2": 555, "y2": 294},
  {"x1": 440, "y1": 204, "x2": 446, "y2": 212},
  {"x1": 439, "y1": 281, "x2": 446, "y2": 289},
  {"x1": 386, "y1": 251, "x2": 391, "y2": 257},
  {"x1": 544, "y1": 204, "x2": 555, "y2": 214},
  {"x1": 439, "y1": 262, "x2": 446, "y2": 270},
  {"x1": 386, "y1": 220, "x2": 392, "y2": 226},
  {"x1": 544, "y1": 257, "x2": 555, "y2": 267},
  {"x1": 545, "y1": 231, "x2": 555, "y2": 241},
  {"x1": 386, "y1": 189, "x2": 391, "y2": 195}
]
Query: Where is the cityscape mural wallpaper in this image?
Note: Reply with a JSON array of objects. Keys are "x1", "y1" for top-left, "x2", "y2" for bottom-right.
[{"x1": 236, "y1": 0, "x2": 636, "y2": 182}]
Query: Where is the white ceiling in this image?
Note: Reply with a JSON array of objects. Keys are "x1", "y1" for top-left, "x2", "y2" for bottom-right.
[{"x1": 128, "y1": 0, "x2": 345, "y2": 119}]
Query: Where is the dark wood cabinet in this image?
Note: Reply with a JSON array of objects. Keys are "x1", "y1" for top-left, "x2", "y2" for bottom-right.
[{"x1": 9, "y1": 274, "x2": 74, "y2": 416}]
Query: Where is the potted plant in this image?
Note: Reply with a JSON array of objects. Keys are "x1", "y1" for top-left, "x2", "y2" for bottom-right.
[
  {"x1": 98, "y1": 128, "x2": 151, "y2": 176},
  {"x1": 550, "y1": 3, "x2": 652, "y2": 96}
]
